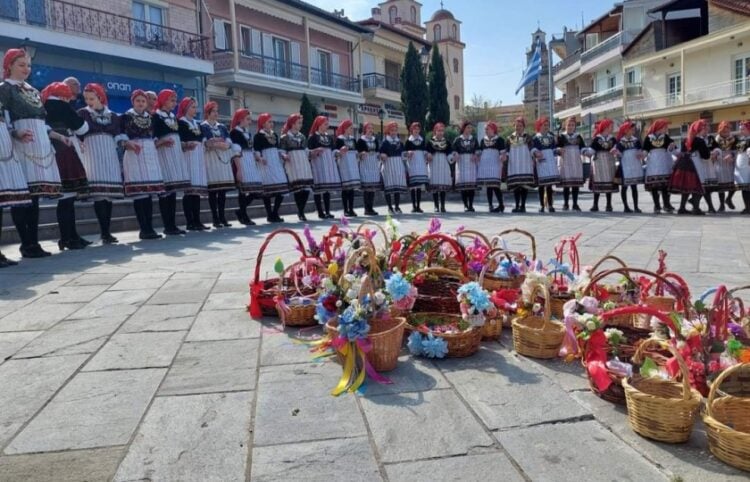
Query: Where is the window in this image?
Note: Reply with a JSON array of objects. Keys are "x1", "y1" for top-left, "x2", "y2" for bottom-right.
[
  {"x1": 240, "y1": 26, "x2": 252, "y2": 55},
  {"x1": 667, "y1": 73, "x2": 681, "y2": 105},
  {"x1": 212, "y1": 19, "x2": 232, "y2": 51},
  {"x1": 410, "y1": 6, "x2": 417, "y2": 23},
  {"x1": 363, "y1": 53, "x2": 376, "y2": 74},
  {"x1": 607, "y1": 74, "x2": 617, "y2": 90},
  {"x1": 433, "y1": 24, "x2": 442, "y2": 41},
  {"x1": 452, "y1": 24, "x2": 457, "y2": 39},
  {"x1": 208, "y1": 97, "x2": 232, "y2": 121},
  {"x1": 389, "y1": 6, "x2": 397, "y2": 24},
  {"x1": 585, "y1": 33, "x2": 599, "y2": 50},
  {"x1": 734, "y1": 54, "x2": 750, "y2": 95},
  {"x1": 133, "y1": 1, "x2": 164, "y2": 42},
  {"x1": 454, "y1": 95, "x2": 460, "y2": 110},
  {"x1": 453, "y1": 58, "x2": 459, "y2": 73},
  {"x1": 625, "y1": 68, "x2": 640, "y2": 85}
]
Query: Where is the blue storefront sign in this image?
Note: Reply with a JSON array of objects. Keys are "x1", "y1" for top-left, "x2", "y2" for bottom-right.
[{"x1": 30, "y1": 65, "x2": 183, "y2": 114}]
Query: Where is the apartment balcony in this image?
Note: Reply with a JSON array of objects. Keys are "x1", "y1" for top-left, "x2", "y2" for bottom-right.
[
  {"x1": 362, "y1": 72, "x2": 401, "y2": 103},
  {"x1": 581, "y1": 85, "x2": 624, "y2": 115},
  {"x1": 0, "y1": 0, "x2": 213, "y2": 74},
  {"x1": 212, "y1": 51, "x2": 364, "y2": 104},
  {"x1": 580, "y1": 31, "x2": 635, "y2": 74},
  {"x1": 552, "y1": 51, "x2": 581, "y2": 85},
  {"x1": 625, "y1": 78, "x2": 750, "y2": 116}
]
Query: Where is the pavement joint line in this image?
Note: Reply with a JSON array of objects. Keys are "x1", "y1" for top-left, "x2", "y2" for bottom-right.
[
  {"x1": 379, "y1": 448, "x2": 504, "y2": 467},
  {"x1": 354, "y1": 393, "x2": 390, "y2": 482},
  {"x1": 491, "y1": 414, "x2": 597, "y2": 433},
  {"x1": 153, "y1": 388, "x2": 255, "y2": 399},
  {"x1": 245, "y1": 299, "x2": 266, "y2": 481},
  {"x1": 250, "y1": 433, "x2": 373, "y2": 450}
]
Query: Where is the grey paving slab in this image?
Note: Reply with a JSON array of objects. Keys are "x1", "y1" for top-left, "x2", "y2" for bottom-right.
[
  {"x1": 159, "y1": 339, "x2": 259, "y2": 396},
  {"x1": 211, "y1": 275, "x2": 248, "y2": 293},
  {"x1": 118, "y1": 303, "x2": 201, "y2": 333},
  {"x1": 259, "y1": 325, "x2": 324, "y2": 366},
  {"x1": 83, "y1": 332, "x2": 185, "y2": 371},
  {"x1": 186, "y1": 309, "x2": 260, "y2": 341},
  {"x1": 360, "y1": 389, "x2": 494, "y2": 463},
  {"x1": 385, "y1": 452, "x2": 524, "y2": 482},
  {"x1": 68, "y1": 289, "x2": 155, "y2": 319},
  {"x1": 0, "y1": 446, "x2": 125, "y2": 482},
  {"x1": 251, "y1": 437, "x2": 381, "y2": 482},
  {"x1": 0, "y1": 331, "x2": 41, "y2": 362},
  {"x1": 114, "y1": 392, "x2": 252, "y2": 482},
  {"x1": 495, "y1": 420, "x2": 667, "y2": 482},
  {"x1": 147, "y1": 278, "x2": 216, "y2": 305},
  {"x1": 0, "y1": 355, "x2": 87, "y2": 448},
  {"x1": 438, "y1": 347, "x2": 591, "y2": 430},
  {"x1": 107, "y1": 271, "x2": 172, "y2": 291},
  {"x1": 202, "y1": 291, "x2": 248, "y2": 311},
  {"x1": 0, "y1": 302, "x2": 84, "y2": 332},
  {"x1": 253, "y1": 362, "x2": 367, "y2": 446},
  {"x1": 4, "y1": 368, "x2": 166, "y2": 454},
  {"x1": 362, "y1": 355, "x2": 451, "y2": 396},
  {"x1": 65, "y1": 273, "x2": 125, "y2": 286},
  {"x1": 35, "y1": 285, "x2": 109, "y2": 304},
  {"x1": 14, "y1": 316, "x2": 126, "y2": 359}
]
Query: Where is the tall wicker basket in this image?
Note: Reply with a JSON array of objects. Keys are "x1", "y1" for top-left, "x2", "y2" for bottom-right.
[
  {"x1": 511, "y1": 284, "x2": 565, "y2": 359},
  {"x1": 703, "y1": 363, "x2": 750, "y2": 472}
]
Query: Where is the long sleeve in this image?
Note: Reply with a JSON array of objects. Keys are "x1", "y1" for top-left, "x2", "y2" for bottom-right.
[
  {"x1": 692, "y1": 137, "x2": 711, "y2": 159},
  {"x1": 356, "y1": 138, "x2": 369, "y2": 153}
]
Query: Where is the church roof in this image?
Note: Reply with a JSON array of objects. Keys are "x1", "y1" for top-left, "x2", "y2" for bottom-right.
[{"x1": 430, "y1": 9, "x2": 455, "y2": 21}]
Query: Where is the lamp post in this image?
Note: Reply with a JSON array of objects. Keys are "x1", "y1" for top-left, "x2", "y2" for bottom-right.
[
  {"x1": 419, "y1": 46, "x2": 430, "y2": 74},
  {"x1": 378, "y1": 107, "x2": 386, "y2": 141}
]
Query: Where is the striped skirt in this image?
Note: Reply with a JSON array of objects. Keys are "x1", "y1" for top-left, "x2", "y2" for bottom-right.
[
  {"x1": 477, "y1": 148, "x2": 502, "y2": 187},
  {"x1": 535, "y1": 148, "x2": 561, "y2": 186},
  {"x1": 184, "y1": 143, "x2": 208, "y2": 197},
  {"x1": 359, "y1": 152, "x2": 382, "y2": 191},
  {"x1": 53, "y1": 137, "x2": 89, "y2": 196},
  {"x1": 715, "y1": 151, "x2": 735, "y2": 190},
  {"x1": 507, "y1": 145, "x2": 535, "y2": 188},
  {"x1": 558, "y1": 146, "x2": 584, "y2": 187},
  {"x1": 407, "y1": 151, "x2": 429, "y2": 188},
  {"x1": 693, "y1": 154, "x2": 717, "y2": 186},
  {"x1": 122, "y1": 138, "x2": 165, "y2": 196},
  {"x1": 79, "y1": 133, "x2": 124, "y2": 198},
  {"x1": 234, "y1": 149, "x2": 264, "y2": 195},
  {"x1": 736, "y1": 151, "x2": 750, "y2": 190},
  {"x1": 455, "y1": 153, "x2": 477, "y2": 191},
  {"x1": 12, "y1": 118, "x2": 62, "y2": 198},
  {"x1": 311, "y1": 149, "x2": 341, "y2": 194},
  {"x1": 382, "y1": 156, "x2": 407, "y2": 194},
  {"x1": 645, "y1": 149, "x2": 673, "y2": 190},
  {"x1": 338, "y1": 151, "x2": 361, "y2": 190},
  {"x1": 284, "y1": 150, "x2": 313, "y2": 192},
  {"x1": 156, "y1": 133, "x2": 190, "y2": 192},
  {"x1": 428, "y1": 153, "x2": 452, "y2": 192},
  {"x1": 259, "y1": 147, "x2": 289, "y2": 196},
  {"x1": 205, "y1": 147, "x2": 237, "y2": 192},
  {"x1": 619, "y1": 150, "x2": 644, "y2": 186},
  {"x1": 590, "y1": 152, "x2": 618, "y2": 193},
  {"x1": 0, "y1": 125, "x2": 30, "y2": 206}
]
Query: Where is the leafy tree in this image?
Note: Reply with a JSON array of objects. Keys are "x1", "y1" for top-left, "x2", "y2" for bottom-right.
[
  {"x1": 300, "y1": 94, "x2": 318, "y2": 134},
  {"x1": 400, "y1": 42, "x2": 428, "y2": 128},
  {"x1": 426, "y1": 47, "x2": 450, "y2": 130}
]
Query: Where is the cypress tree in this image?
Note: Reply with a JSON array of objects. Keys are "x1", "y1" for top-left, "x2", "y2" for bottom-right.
[
  {"x1": 300, "y1": 94, "x2": 318, "y2": 134},
  {"x1": 400, "y1": 42, "x2": 428, "y2": 128},
  {"x1": 427, "y1": 47, "x2": 450, "y2": 130}
]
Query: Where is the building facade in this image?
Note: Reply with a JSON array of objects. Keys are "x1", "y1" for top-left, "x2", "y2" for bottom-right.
[
  {"x1": 424, "y1": 8, "x2": 465, "y2": 122},
  {"x1": 0, "y1": 0, "x2": 212, "y2": 112}
]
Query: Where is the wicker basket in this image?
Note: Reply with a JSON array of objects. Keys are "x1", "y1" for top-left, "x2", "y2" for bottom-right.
[
  {"x1": 703, "y1": 363, "x2": 750, "y2": 472},
  {"x1": 250, "y1": 229, "x2": 311, "y2": 318},
  {"x1": 326, "y1": 316, "x2": 406, "y2": 372},
  {"x1": 491, "y1": 228, "x2": 537, "y2": 261},
  {"x1": 481, "y1": 316, "x2": 504, "y2": 340},
  {"x1": 480, "y1": 248, "x2": 527, "y2": 291},
  {"x1": 406, "y1": 313, "x2": 483, "y2": 358},
  {"x1": 549, "y1": 293, "x2": 574, "y2": 320},
  {"x1": 274, "y1": 260, "x2": 323, "y2": 327},
  {"x1": 411, "y1": 267, "x2": 468, "y2": 314},
  {"x1": 511, "y1": 284, "x2": 565, "y2": 359},
  {"x1": 623, "y1": 338, "x2": 703, "y2": 443},
  {"x1": 400, "y1": 233, "x2": 467, "y2": 273},
  {"x1": 456, "y1": 229, "x2": 491, "y2": 249}
]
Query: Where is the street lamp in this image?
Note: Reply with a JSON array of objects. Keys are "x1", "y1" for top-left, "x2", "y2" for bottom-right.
[
  {"x1": 378, "y1": 107, "x2": 386, "y2": 141},
  {"x1": 419, "y1": 46, "x2": 430, "y2": 73},
  {"x1": 21, "y1": 37, "x2": 37, "y2": 60}
]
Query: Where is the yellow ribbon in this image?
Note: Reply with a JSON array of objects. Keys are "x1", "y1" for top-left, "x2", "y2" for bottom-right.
[{"x1": 331, "y1": 342, "x2": 354, "y2": 396}]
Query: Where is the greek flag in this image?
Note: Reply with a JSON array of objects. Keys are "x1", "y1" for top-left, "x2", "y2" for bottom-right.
[{"x1": 515, "y1": 39, "x2": 542, "y2": 95}]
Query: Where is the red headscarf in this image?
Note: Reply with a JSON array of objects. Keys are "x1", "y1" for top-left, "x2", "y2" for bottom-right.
[
  {"x1": 257, "y1": 112, "x2": 272, "y2": 131},
  {"x1": 647, "y1": 119, "x2": 669, "y2": 136},
  {"x1": 686, "y1": 119, "x2": 707, "y2": 151},
  {"x1": 155, "y1": 89, "x2": 177, "y2": 112},
  {"x1": 203, "y1": 101, "x2": 218, "y2": 117},
  {"x1": 386, "y1": 121, "x2": 399, "y2": 135},
  {"x1": 176, "y1": 97, "x2": 195, "y2": 119},
  {"x1": 514, "y1": 117, "x2": 526, "y2": 129},
  {"x1": 130, "y1": 89, "x2": 147, "y2": 104},
  {"x1": 336, "y1": 119, "x2": 353, "y2": 137},
  {"x1": 486, "y1": 121, "x2": 498, "y2": 135},
  {"x1": 41, "y1": 82, "x2": 72, "y2": 103},
  {"x1": 309, "y1": 115, "x2": 329, "y2": 136},
  {"x1": 593, "y1": 118, "x2": 613, "y2": 137},
  {"x1": 409, "y1": 122, "x2": 421, "y2": 133},
  {"x1": 3, "y1": 48, "x2": 27, "y2": 78},
  {"x1": 717, "y1": 121, "x2": 731, "y2": 134},
  {"x1": 83, "y1": 83, "x2": 107, "y2": 106},
  {"x1": 231, "y1": 108, "x2": 250, "y2": 130},
  {"x1": 534, "y1": 117, "x2": 549, "y2": 133},
  {"x1": 616, "y1": 121, "x2": 635, "y2": 141},
  {"x1": 282, "y1": 113, "x2": 302, "y2": 134}
]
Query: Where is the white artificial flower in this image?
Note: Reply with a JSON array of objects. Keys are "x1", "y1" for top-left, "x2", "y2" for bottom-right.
[{"x1": 586, "y1": 320, "x2": 597, "y2": 331}]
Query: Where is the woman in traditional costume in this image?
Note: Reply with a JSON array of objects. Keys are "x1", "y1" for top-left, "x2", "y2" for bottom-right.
[
  {"x1": 556, "y1": 116, "x2": 585, "y2": 211},
  {"x1": 404, "y1": 122, "x2": 428, "y2": 213},
  {"x1": 229, "y1": 108, "x2": 263, "y2": 225},
  {"x1": 355, "y1": 122, "x2": 381, "y2": 216},
  {"x1": 201, "y1": 101, "x2": 239, "y2": 227},
  {"x1": 279, "y1": 113, "x2": 313, "y2": 220},
  {"x1": 714, "y1": 121, "x2": 738, "y2": 212},
  {"x1": 586, "y1": 119, "x2": 618, "y2": 212},
  {"x1": 119, "y1": 89, "x2": 165, "y2": 239},
  {"x1": 477, "y1": 121, "x2": 505, "y2": 212},
  {"x1": 506, "y1": 117, "x2": 535, "y2": 213},
  {"x1": 379, "y1": 121, "x2": 407, "y2": 214},
  {"x1": 334, "y1": 119, "x2": 361, "y2": 217},
  {"x1": 307, "y1": 116, "x2": 340, "y2": 219},
  {"x1": 253, "y1": 113, "x2": 288, "y2": 223},
  {"x1": 643, "y1": 119, "x2": 676, "y2": 213},
  {"x1": 735, "y1": 121, "x2": 750, "y2": 214},
  {"x1": 176, "y1": 97, "x2": 209, "y2": 230},
  {"x1": 531, "y1": 117, "x2": 560, "y2": 213},
  {"x1": 670, "y1": 119, "x2": 716, "y2": 215},
  {"x1": 425, "y1": 122, "x2": 452, "y2": 213},
  {"x1": 613, "y1": 120, "x2": 644, "y2": 213},
  {"x1": 452, "y1": 120, "x2": 479, "y2": 212}
]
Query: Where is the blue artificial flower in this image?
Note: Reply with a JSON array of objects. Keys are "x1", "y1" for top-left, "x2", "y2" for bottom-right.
[
  {"x1": 337, "y1": 305, "x2": 370, "y2": 341},
  {"x1": 407, "y1": 331, "x2": 424, "y2": 356},
  {"x1": 385, "y1": 272, "x2": 411, "y2": 301},
  {"x1": 457, "y1": 282, "x2": 492, "y2": 312},
  {"x1": 421, "y1": 333, "x2": 448, "y2": 358}
]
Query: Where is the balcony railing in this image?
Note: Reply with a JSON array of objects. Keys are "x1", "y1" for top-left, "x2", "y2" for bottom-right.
[
  {"x1": 362, "y1": 73, "x2": 401, "y2": 92},
  {"x1": 238, "y1": 53, "x2": 307, "y2": 83},
  {"x1": 581, "y1": 85, "x2": 623, "y2": 109},
  {"x1": 626, "y1": 84, "x2": 643, "y2": 98},
  {"x1": 310, "y1": 67, "x2": 360, "y2": 93},
  {"x1": 0, "y1": 0, "x2": 210, "y2": 59},
  {"x1": 552, "y1": 51, "x2": 581, "y2": 75},
  {"x1": 581, "y1": 31, "x2": 634, "y2": 64},
  {"x1": 626, "y1": 78, "x2": 750, "y2": 115}
]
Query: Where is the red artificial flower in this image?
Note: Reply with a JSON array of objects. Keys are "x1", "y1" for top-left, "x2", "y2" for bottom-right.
[{"x1": 322, "y1": 295, "x2": 338, "y2": 312}]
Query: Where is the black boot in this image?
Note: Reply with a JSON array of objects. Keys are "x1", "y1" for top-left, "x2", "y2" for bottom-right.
[
  {"x1": 718, "y1": 191, "x2": 726, "y2": 213},
  {"x1": 235, "y1": 193, "x2": 250, "y2": 225},
  {"x1": 705, "y1": 191, "x2": 717, "y2": 214},
  {"x1": 512, "y1": 188, "x2": 522, "y2": 213},
  {"x1": 631, "y1": 185, "x2": 641, "y2": 213},
  {"x1": 621, "y1": 186, "x2": 632, "y2": 213},
  {"x1": 29, "y1": 198, "x2": 50, "y2": 257},
  {"x1": 726, "y1": 191, "x2": 736, "y2": 210},
  {"x1": 94, "y1": 200, "x2": 118, "y2": 244},
  {"x1": 69, "y1": 199, "x2": 91, "y2": 246},
  {"x1": 741, "y1": 191, "x2": 750, "y2": 214},
  {"x1": 487, "y1": 188, "x2": 495, "y2": 212},
  {"x1": 183, "y1": 195, "x2": 196, "y2": 230},
  {"x1": 562, "y1": 188, "x2": 570, "y2": 210},
  {"x1": 349, "y1": 190, "x2": 359, "y2": 217},
  {"x1": 412, "y1": 189, "x2": 422, "y2": 213},
  {"x1": 461, "y1": 191, "x2": 469, "y2": 211},
  {"x1": 364, "y1": 192, "x2": 378, "y2": 216},
  {"x1": 314, "y1": 194, "x2": 326, "y2": 219},
  {"x1": 651, "y1": 189, "x2": 662, "y2": 213},
  {"x1": 545, "y1": 187, "x2": 555, "y2": 212},
  {"x1": 677, "y1": 194, "x2": 690, "y2": 215},
  {"x1": 467, "y1": 190, "x2": 475, "y2": 212},
  {"x1": 494, "y1": 188, "x2": 504, "y2": 212},
  {"x1": 323, "y1": 192, "x2": 334, "y2": 218},
  {"x1": 385, "y1": 194, "x2": 394, "y2": 214},
  {"x1": 591, "y1": 193, "x2": 600, "y2": 212},
  {"x1": 439, "y1": 192, "x2": 447, "y2": 213},
  {"x1": 159, "y1": 194, "x2": 181, "y2": 235},
  {"x1": 218, "y1": 191, "x2": 232, "y2": 227},
  {"x1": 605, "y1": 193, "x2": 613, "y2": 212},
  {"x1": 10, "y1": 205, "x2": 30, "y2": 260},
  {"x1": 691, "y1": 194, "x2": 705, "y2": 215},
  {"x1": 393, "y1": 193, "x2": 402, "y2": 214},
  {"x1": 271, "y1": 194, "x2": 284, "y2": 223},
  {"x1": 194, "y1": 196, "x2": 209, "y2": 230},
  {"x1": 662, "y1": 188, "x2": 675, "y2": 213},
  {"x1": 572, "y1": 187, "x2": 581, "y2": 211},
  {"x1": 57, "y1": 198, "x2": 85, "y2": 251},
  {"x1": 262, "y1": 196, "x2": 275, "y2": 222},
  {"x1": 139, "y1": 197, "x2": 162, "y2": 239},
  {"x1": 294, "y1": 191, "x2": 308, "y2": 221},
  {"x1": 208, "y1": 192, "x2": 222, "y2": 227},
  {"x1": 433, "y1": 193, "x2": 440, "y2": 213},
  {"x1": 0, "y1": 208, "x2": 17, "y2": 267}
]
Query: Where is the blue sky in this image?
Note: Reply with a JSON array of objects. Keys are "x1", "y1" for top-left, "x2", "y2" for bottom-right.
[{"x1": 312, "y1": 0, "x2": 609, "y2": 105}]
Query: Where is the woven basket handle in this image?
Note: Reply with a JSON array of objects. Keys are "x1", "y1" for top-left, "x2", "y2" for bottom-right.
[
  {"x1": 493, "y1": 228, "x2": 537, "y2": 260},
  {"x1": 356, "y1": 221, "x2": 389, "y2": 251},
  {"x1": 253, "y1": 228, "x2": 308, "y2": 284},
  {"x1": 601, "y1": 304, "x2": 679, "y2": 337},
  {"x1": 590, "y1": 255, "x2": 628, "y2": 275},
  {"x1": 357, "y1": 274, "x2": 376, "y2": 305},
  {"x1": 706, "y1": 362, "x2": 749, "y2": 417},
  {"x1": 632, "y1": 337, "x2": 693, "y2": 402},
  {"x1": 455, "y1": 229, "x2": 491, "y2": 247},
  {"x1": 529, "y1": 283, "x2": 552, "y2": 330},
  {"x1": 400, "y1": 233, "x2": 467, "y2": 273},
  {"x1": 413, "y1": 266, "x2": 468, "y2": 283},
  {"x1": 342, "y1": 246, "x2": 382, "y2": 289},
  {"x1": 276, "y1": 257, "x2": 323, "y2": 298}
]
